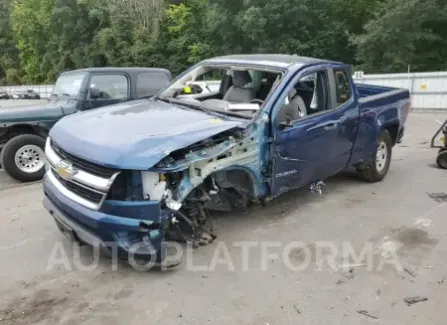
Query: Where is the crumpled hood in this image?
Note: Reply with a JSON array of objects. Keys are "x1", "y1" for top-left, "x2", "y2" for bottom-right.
[
  {"x1": 50, "y1": 99, "x2": 248, "y2": 170},
  {"x1": 0, "y1": 101, "x2": 64, "y2": 123}
]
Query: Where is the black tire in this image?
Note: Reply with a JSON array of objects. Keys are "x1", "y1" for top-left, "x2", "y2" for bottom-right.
[
  {"x1": 357, "y1": 129, "x2": 393, "y2": 183},
  {"x1": 436, "y1": 149, "x2": 447, "y2": 169},
  {"x1": 1, "y1": 134, "x2": 46, "y2": 182}
]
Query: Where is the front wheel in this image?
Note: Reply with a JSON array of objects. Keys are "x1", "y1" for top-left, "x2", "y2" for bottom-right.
[
  {"x1": 1, "y1": 134, "x2": 46, "y2": 182},
  {"x1": 357, "y1": 130, "x2": 393, "y2": 183}
]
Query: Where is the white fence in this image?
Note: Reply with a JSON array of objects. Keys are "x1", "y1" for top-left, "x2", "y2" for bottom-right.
[
  {"x1": 353, "y1": 71, "x2": 447, "y2": 111},
  {"x1": 0, "y1": 85, "x2": 54, "y2": 99},
  {"x1": 2, "y1": 71, "x2": 447, "y2": 110}
]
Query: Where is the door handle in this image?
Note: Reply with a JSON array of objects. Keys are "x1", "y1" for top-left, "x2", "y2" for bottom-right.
[
  {"x1": 324, "y1": 123, "x2": 338, "y2": 131},
  {"x1": 277, "y1": 149, "x2": 289, "y2": 158},
  {"x1": 307, "y1": 122, "x2": 339, "y2": 133}
]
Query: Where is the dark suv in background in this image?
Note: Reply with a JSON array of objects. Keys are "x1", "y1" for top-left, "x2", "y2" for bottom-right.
[{"x1": 0, "y1": 67, "x2": 172, "y2": 182}]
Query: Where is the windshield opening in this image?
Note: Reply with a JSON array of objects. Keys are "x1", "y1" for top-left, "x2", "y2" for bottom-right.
[
  {"x1": 51, "y1": 72, "x2": 87, "y2": 98},
  {"x1": 158, "y1": 64, "x2": 283, "y2": 118}
]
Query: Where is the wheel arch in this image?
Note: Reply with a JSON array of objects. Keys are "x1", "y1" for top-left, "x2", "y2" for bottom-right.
[
  {"x1": 211, "y1": 166, "x2": 260, "y2": 199},
  {"x1": 383, "y1": 123, "x2": 400, "y2": 146},
  {"x1": 178, "y1": 164, "x2": 265, "y2": 203},
  {"x1": 0, "y1": 124, "x2": 48, "y2": 144}
]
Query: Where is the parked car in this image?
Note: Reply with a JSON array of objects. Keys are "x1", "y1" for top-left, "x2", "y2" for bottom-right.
[
  {"x1": 10, "y1": 89, "x2": 41, "y2": 99},
  {"x1": 43, "y1": 54, "x2": 410, "y2": 265},
  {"x1": 0, "y1": 90, "x2": 11, "y2": 99},
  {"x1": 11, "y1": 90, "x2": 25, "y2": 99},
  {"x1": 25, "y1": 89, "x2": 41, "y2": 99},
  {"x1": 0, "y1": 67, "x2": 172, "y2": 182}
]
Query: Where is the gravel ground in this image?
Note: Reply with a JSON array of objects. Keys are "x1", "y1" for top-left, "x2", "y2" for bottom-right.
[{"x1": 0, "y1": 110, "x2": 446, "y2": 325}]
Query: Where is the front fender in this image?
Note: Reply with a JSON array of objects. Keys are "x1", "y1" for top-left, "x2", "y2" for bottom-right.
[{"x1": 0, "y1": 122, "x2": 52, "y2": 142}]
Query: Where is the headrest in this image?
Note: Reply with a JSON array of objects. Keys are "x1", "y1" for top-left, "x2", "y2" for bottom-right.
[
  {"x1": 232, "y1": 70, "x2": 252, "y2": 87},
  {"x1": 288, "y1": 88, "x2": 297, "y2": 100}
]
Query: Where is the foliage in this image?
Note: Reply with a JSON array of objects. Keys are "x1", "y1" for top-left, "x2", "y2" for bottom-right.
[
  {"x1": 0, "y1": 0, "x2": 446, "y2": 84},
  {"x1": 0, "y1": 0, "x2": 22, "y2": 84},
  {"x1": 354, "y1": 0, "x2": 447, "y2": 72}
]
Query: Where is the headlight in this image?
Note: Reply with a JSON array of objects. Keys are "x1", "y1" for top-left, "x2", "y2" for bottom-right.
[{"x1": 141, "y1": 171, "x2": 166, "y2": 201}]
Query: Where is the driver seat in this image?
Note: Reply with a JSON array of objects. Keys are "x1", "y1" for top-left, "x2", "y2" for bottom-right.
[
  {"x1": 223, "y1": 70, "x2": 256, "y2": 103},
  {"x1": 277, "y1": 89, "x2": 307, "y2": 124}
]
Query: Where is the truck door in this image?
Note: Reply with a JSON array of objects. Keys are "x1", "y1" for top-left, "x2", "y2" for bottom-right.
[
  {"x1": 330, "y1": 68, "x2": 360, "y2": 168},
  {"x1": 86, "y1": 73, "x2": 130, "y2": 110},
  {"x1": 271, "y1": 67, "x2": 357, "y2": 197}
]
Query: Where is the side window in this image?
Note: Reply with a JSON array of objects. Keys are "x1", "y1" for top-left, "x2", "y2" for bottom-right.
[
  {"x1": 333, "y1": 69, "x2": 351, "y2": 106},
  {"x1": 276, "y1": 70, "x2": 330, "y2": 126},
  {"x1": 136, "y1": 72, "x2": 170, "y2": 98},
  {"x1": 89, "y1": 74, "x2": 129, "y2": 100}
]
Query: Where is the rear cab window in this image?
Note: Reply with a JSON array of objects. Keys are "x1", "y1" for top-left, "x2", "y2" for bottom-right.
[
  {"x1": 89, "y1": 74, "x2": 129, "y2": 100},
  {"x1": 333, "y1": 69, "x2": 352, "y2": 106},
  {"x1": 136, "y1": 72, "x2": 170, "y2": 98}
]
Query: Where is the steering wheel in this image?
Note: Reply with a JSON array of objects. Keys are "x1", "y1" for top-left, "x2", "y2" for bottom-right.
[{"x1": 250, "y1": 99, "x2": 264, "y2": 105}]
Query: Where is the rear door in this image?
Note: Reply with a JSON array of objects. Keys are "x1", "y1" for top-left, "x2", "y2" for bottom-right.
[
  {"x1": 330, "y1": 68, "x2": 360, "y2": 168},
  {"x1": 271, "y1": 66, "x2": 357, "y2": 196},
  {"x1": 87, "y1": 73, "x2": 130, "y2": 109}
]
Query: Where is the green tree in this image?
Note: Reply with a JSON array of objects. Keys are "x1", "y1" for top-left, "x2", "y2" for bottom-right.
[
  {"x1": 164, "y1": 0, "x2": 214, "y2": 73},
  {"x1": 11, "y1": 0, "x2": 107, "y2": 82},
  {"x1": 354, "y1": 0, "x2": 447, "y2": 72},
  {"x1": 11, "y1": 0, "x2": 54, "y2": 82},
  {"x1": 3, "y1": 0, "x2": 447, "y2": 83},
  {"x1": 205, "y1": 0, "x2": 352, "y2": 62},
  {"x1": 0, "y1": 0, "x2": 22, "y2": 84},
  {"x1": 43, "y1": 0, "x2": 107, "y2": 80}
]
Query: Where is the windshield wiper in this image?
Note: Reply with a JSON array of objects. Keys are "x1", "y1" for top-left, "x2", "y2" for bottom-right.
[
  {"x1": 157, "y1": 96, "x2": 176, "y2": 106},
  {"x1": 158, "y1": 96, "x2": 232, "y2": 120},
  {"x1": 158, "y1": 96, "x2": 206, "y2": 111}
]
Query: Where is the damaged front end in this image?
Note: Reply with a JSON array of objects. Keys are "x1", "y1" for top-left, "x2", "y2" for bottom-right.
[
  {"x1": 142, "y1": 127, "x2": 263, "y2": 248},
  {"x1": 44, "y1": 115, "x2": 269, "y2": 266}
]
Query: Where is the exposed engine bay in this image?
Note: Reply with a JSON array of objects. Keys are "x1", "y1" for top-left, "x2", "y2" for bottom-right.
[{"x1": 140, "y1": 128, "x2": 261, "y2": 247}]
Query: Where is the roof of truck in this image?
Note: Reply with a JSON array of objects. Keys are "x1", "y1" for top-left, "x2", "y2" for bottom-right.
[
  {"x1": 60, "y1": 67, "x2": 170, "y2": 75},
  {"x1": 204, "y1": 54, "x2": 342, "y2": 69}
]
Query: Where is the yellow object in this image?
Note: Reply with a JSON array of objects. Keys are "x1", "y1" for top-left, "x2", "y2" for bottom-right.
[
  {"x1": 184, "y1": 86, "x2": 192, "y2": 94},
  {"x1": 159, "y1": 174, "x2": 166, "y2": 181},
  {"x1": 420, "y1": 84, "x2": 427, "y2": 90},
  {"x1": 210, "y1": 118, "x2": 223, "y2": 124},
  {"x1": 441, "y1": 136, "x2": 445, "y2": 145}
]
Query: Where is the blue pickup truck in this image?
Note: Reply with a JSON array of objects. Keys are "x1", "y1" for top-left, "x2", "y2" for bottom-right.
[{"x1": 43, "y1": 54, "x2": 410, "y2": 264}]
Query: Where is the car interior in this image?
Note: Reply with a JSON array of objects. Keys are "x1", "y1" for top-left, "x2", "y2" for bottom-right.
[
  {"x1": 276, "y1": 71, "x2": 329, "y2": 127},
  {"x1": 166, "y1": 66, "x2": 283, "y2": 117},
  {"x1": 165, "y1": 66, "x2": 330, "y2": 122}
]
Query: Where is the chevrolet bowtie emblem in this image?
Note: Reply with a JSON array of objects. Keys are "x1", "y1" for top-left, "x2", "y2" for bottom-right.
[{"x1": 55, "y1": 160, "x2": 78, "y2": 180}]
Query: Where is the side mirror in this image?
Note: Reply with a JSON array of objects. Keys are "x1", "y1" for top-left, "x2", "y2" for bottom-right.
[{"x1": 90, "y1": 87, "x2": 101, "y2": 99}]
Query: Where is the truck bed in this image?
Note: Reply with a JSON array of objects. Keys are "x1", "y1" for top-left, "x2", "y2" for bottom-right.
[
  {"x1": 356, "y1": 83, "x2": 410, "y2": 124},
  {"x1": 348, "y1": 83, "x2": 411, "y2": 164},
  {"x1": 356, "y1": 83, "x2": 410, "y2": 118},
  {"x1": 355, "y1": 83, "x2": 402, "y2": 98}
]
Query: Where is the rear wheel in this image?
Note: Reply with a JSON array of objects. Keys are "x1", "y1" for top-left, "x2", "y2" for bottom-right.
[
  {"x1": 357, "y1": 130, "x2": 393, "y2": 182},
  {"x1": 1, "y1": 134, "x2": 46, "y2": 182},
  {"x1": 436, "y1": 149, "x2": 447, "y2": 169}
]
